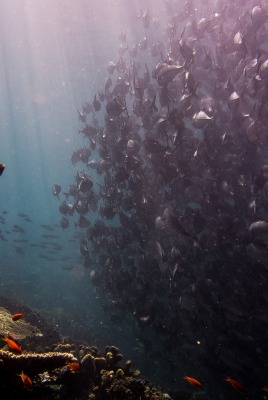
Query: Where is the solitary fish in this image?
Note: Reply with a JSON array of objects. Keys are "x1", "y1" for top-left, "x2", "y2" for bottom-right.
[
  {"x1": 225, "y1": 376, "x2": 246, "y2": 394},
  {"x1": 0, "y1": 163, "x2": 5, "y2": 176},
  {"x1": 3, "y1": 336, "x2": 22, "y2": 353},
  {"x1": 12, "y1": 313, "x2": 23, "y2": 321},
  {"x1": 18, "y1": 371, "x2": 33, "y2": 390},
  {"x1": 66, "y1": 361, "x2": 80, "y2": 372},
  {"x1": 183, "y1": 375, "x2": 203, "y2": 389}
]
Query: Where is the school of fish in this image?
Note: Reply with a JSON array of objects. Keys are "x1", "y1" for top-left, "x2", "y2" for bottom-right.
[{"x1": 52, "y1": 0, "x2": 268, "y2": 397}]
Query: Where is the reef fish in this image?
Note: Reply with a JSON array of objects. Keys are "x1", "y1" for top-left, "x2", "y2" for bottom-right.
[
  {"x1": 183, "y1": 375, "x2": 203, "y2": 389},
  {"x1": 12, "y1": 313, "x2": 23, "y2": 321},
  {"x1": 18, "y1": 371, "x2": 32, "y2": 390},
  {"x1": 66, "y1": 361, "x2": 80, "y2": 372},
  {"x1": 3, "y1": 336, "x2": 22, "y2": 353},
  {"x1": 225, "y1": 376, "x2": 247, "y2": 394}
]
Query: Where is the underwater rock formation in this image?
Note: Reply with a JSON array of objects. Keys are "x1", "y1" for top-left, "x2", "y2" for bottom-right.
[{"x1": 0, "y1": 306, "x2": 42, "y2": 340}]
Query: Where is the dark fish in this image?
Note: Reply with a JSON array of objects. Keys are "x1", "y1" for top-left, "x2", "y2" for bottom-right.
[
  {"x1": 104, "y1": 76, "x2": 113, "y2": 93},
  {"x1": 157, "y1": 64, "x2": 184, "y2": 87},
  {"x1": 258, "y1": 59, "x2": 268, "y2": 80},
  {"x1": 60, "y1": 217, "x2": 69, "y2": 229},
  {"x1": 93, "y1": 94, "x2": 101, "y2": 111},
  {"x1": 41, "y1": 234, "x2": 59, "y2": 239},
  {"x1": 106, "y1": 98, "x2": 126, "y2": 117},
  {"x1": 76, "y1": 215, "x2": 91, "y2": 228},
  {"x1": 0, "y1": 163, "x2": 5, "y2": 176},
  {"x1": 80, "y1": 239, "x2": 89, "y2": 257},
  {"x1": 78, "y1": 109, "x2": 86, "y2": 123},
  {"x1": 59, "y1": 201, "x2": 74, "y2": 216},
  {"x1": 40, "y1": 224, "x2": 54, "y2": 231},
  {"x1": 0, "y1": 234, "x2": 7, "y2": 241},
  {"x1": 193, "y1": 111, "x2": 213, "y2": 128},
  {"x1": 77, "y1": 175, "x2": 93, "y2": 193},
  {"x1": 52, "y1": 184, "x2": 61, "y2": 199},
  {"x1": 12, "y1": 225, "x2": 25, "y2": 233},
  {"x1": 162, "y1": 207, "x2": 197, "y2": 240},
  {"x1": 228, "y1": 91, "x2": 240, "y2": 110},
  {"x1": 249, "y1": 221, "x2": 268, "y2": 244}
]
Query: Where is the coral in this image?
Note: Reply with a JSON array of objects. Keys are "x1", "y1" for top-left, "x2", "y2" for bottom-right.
[
  {"x1": 92, "y1": 373, "x2": 171, "y2": 400},
  {"x1": 0, "y1": 298, "x2": 172, "y2": 399},
  {"x1": 0, "y1": 349, "x2": 77, "y2": 374},
  {"x1": 0, "y1": 341, "x2": 172, "y2": 400}
]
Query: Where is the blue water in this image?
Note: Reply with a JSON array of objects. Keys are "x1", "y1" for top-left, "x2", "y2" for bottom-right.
[{"x1": 0, "y1": 0, "x2": 176, "y2": 390}]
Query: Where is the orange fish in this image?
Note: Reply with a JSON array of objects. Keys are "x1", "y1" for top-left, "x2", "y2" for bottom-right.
[
  {"x1": 3, "y1": 336, "x2": 22, "y2": 353},
  {"x1": 225, "y1": 376, "x2": 246, "y2": 394},
  {"x1": 66, "y1": 361, "x2": 80, "y2": 372},
  {"x1": 12, "y1": 313, "x2": 23, "y2": 321},
  {"x1": 18, "y1": 371, "x2": 32, "y2": 390},
  {"x1": 183, "y1": 375, "x2": 203, "y2": 389},
  {"x1": 262, "y1": 388, "x2": 268, "y2": 392}
]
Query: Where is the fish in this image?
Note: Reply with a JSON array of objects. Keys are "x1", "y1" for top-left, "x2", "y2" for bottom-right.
[
  {"x1": 18, "y1": 371, "x2": 33, "y2": 390},
  {"x1": 157, "y1": 63, "x2": 185, "y2": 87},
  {"x1": 52, "y1": 184, "x2": 61, "y2": 200},
  {"x1": 0, "y1": 163, "x2": 5, "y2": 176},
  {"x1": 93, "y1": 94, "x2": 101, "y2": 112},
  {"x1": 12, "y1": 225, "x2": 25, "y2": 233},
  {"x1": 12, "y1": 313, "x2": 23, "y2": 321},
  {"x1": 249, "y1": 221, "x2": 268, "y2": 244},
  {"x1": 3, "y1": 336, "x2": 22, "y2": 353},
  {"x1": 66, "y1": 361, "x2": 80, "y2": 372},
  {"x1": 41, "y1": 234, "x2": 59, "y2": 239},
  {"x1": 40, "y1": 224, "x2": 54, "y2": 231},
  {"x1": 162, "y1": 208, "x2": 197, "y2": 240},
  {"x1": 183, "y1": 375, "x2": 203, "y2": 389},
  {"x1": 52, "y1": 0, "x2": 268, "y2": 387},
  {"x1": 225, "y1": 376, "x2": 247, "y2": 394},
  {"x1": 60, "y1": 217, "x2": 69, "y2": 229}
]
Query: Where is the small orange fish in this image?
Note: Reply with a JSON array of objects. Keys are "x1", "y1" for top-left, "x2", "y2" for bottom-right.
[
  {"x1": 183, "y1": 375, "x2": 203, "y2": 389},
  {"x1": 12, "y1": 313, "x2": 23, "y2": 321},
  {"x1": 66, "y1": 361, "x2": 80, "y2": 372},
  {"x1": 262, "y1": 388, "x2": 268, "y2": 392},
  {"x1": 18, "y1": 371, "x2": 32, "y2": 390},
  {"x1": 3, "y1": 336, "x2": 22, "y2": 353},
  {"x1": 225, "y1": 376, "x2": 247, "y2": 394}
]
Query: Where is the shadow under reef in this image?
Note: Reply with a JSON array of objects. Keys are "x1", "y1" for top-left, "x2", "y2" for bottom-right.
[{"x1": 0, "y1": 296, "x2": 176, "y2": 400}]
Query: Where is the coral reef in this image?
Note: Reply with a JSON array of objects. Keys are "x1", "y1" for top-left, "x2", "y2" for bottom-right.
[
  {"x1": 0, "y1": 299, "x2": 172, "y2": 400},
  {"x1": 0, "y1": 350, "x2": 77, "y2": 373},
  {"x1": 0, "y1": 342, "x2": 172, "y2": 400}
]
